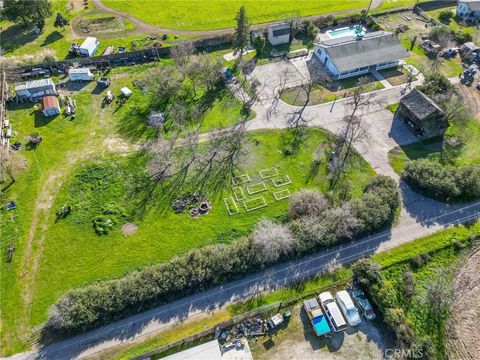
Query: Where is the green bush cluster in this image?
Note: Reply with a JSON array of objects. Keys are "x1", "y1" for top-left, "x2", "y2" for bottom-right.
[
  {"x1": 48, "y1": 176, "x2": 400, "y2": 334},
  {"x1": 402, "y1": 159, "x2": 480, "y2": 202},
  {"x1": 352, "y1": 259, "x2": 434, "y2": 359}
]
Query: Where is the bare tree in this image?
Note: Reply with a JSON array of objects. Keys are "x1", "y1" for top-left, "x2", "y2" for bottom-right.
[
  {"x1": 324, "y1": 203, "x2": 358, "y2": 239},
  {"x1": 198, "y1": 56, "x2": 224, "y2": 91},
  {"x1": 288, "y1": 189, "x2": 330, "y2": 219},
  {"x1": 147, "y1": 66, "x2": 182, "y2": 105},
  {"x1": 330, "y1": 77, "x2": 382, "y2": 185},
  {"x1": 170, "y1": 41, "x2": 196, "y2": 80},
  {"x1": 252, "y1": 219, "x2": 295, "y2": 263}
]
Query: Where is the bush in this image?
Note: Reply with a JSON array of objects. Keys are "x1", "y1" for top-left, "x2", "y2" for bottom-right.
[
  {"x1": 455, "y1": 30, "x2": 473, "y2": 44},
  {"x1": 252, "y1": 220, "x2": 295, "y2": 263},
  {"x1": 352, "y1": 258, "x2": 383, "y2": 287},
  {"x1": 411, "y1": 255, "x2": 425, "y2": 269},
  {"x1": 353, "y1": 175, "x2": 400, "y2": 233},
  {"x1": 288, "y1": 189, "x2": 329, "y2": 219},
  {"x1": 306, "y1": 21, "x2": 319, "y2": 40},
  {"x1": 428, "y1": 25, "x2": 452, "y2": 47},
  {"x1": 402, "y1": 159, "x2": 480, "y2": 202},
  {"x1": 417, "y1": 73, "x2": 454, "y2": 97},
  {"x1": 49, "y1": 238, "x2": 261, "y2": 332},
  {"x1": 438, "y1": 10, "x2": 453, "y2": 23},
  {"x1": 253, "y1": 35, "x2": 265, "y2": 56}
]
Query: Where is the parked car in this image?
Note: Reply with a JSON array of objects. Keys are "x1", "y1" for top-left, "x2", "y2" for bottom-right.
[
  {"x1": 303, "y1": 298, "x2": 331, "y2": 337},
  {"x1": 351, "y1": 288, "x2": 376, "y2": 320},
  {"x1": 335, "y1": 290, "x2": 361, "y2": 327},
  {"x1": 319, "y1": 292, "x2": 347, "y2": 332}
]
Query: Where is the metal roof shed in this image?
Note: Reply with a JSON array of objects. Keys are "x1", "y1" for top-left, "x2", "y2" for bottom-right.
[
  {"x1": 162, "y1": 340, "x2": 222, "y2": 360},
  {"x1": 42, "y1": 95, "x2": 60, "y2": 117},
  {"x1": 79, "y1": 37, "x2": 99, "y2": 57}
]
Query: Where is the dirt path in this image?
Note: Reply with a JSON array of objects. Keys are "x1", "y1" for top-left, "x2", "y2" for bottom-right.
[
  {"x1": 17, "y1": 99, "x2": 138, "y2": 344},
  {"x1": 89, "y1": 0, "x2": 384, "y2": 37},
  {"x1": 447, "y1": 247, "x2": 480, "y2": 360}
]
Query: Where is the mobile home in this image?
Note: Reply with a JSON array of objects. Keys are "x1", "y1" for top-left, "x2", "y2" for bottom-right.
[
  {"x1": 15, "y1": 78, "x2": 56, "y2": 101},
  {"x1": 68, "y1": 68, "x2": 94, "y2": 81}
]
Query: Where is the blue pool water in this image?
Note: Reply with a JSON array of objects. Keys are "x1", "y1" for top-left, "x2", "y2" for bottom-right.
[
  {"x1": 312, "y1": 315, "x2": 331, "y2": 336},
  {"x1": 328, "y1": 26, "x2": 366, "y2": 39}
]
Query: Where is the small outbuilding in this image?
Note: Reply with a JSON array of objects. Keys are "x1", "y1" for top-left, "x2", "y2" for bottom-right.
[
  {"x1": 79, "y1": 37, "x2": 100, "y2": 57},
  {"x1": 42, "y1": 95, "x2": 61, "y2": 117},
  {"x1": 68, "y1": 68, "x2": 94, "y2": 81},
  {"x1": 460, "y1": 42, "x2": 480, "y2": 61},
  {"x1": 120, "y1": 87, "x2": 132, "y2": 98},
  {"x1": 15, "y1": 78, "x2": 57, "y2": 101},
  {"x1": 395, "y1": 89, "x2": 448, "y2": 137},
  {"x1": 268, "y1": 23, "x2": 291, "y2": 46}
]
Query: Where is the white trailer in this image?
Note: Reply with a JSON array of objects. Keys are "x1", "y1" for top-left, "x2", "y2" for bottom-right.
[{"x1": 68, "y1": 68, "x2": 94, "y2": 81}]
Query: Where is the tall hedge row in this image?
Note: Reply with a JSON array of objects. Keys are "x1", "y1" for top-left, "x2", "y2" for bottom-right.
[
  {"x1": 402, "y1": 159, "x2": 480, "y2": 202},
  {"x1": 49, "y1": 176, "x2": 400, "y2": 333}
]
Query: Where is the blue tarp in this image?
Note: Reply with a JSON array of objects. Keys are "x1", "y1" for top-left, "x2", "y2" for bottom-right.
[{"x1": 312, "y1": 315, "x2": 331, "y2": 336}]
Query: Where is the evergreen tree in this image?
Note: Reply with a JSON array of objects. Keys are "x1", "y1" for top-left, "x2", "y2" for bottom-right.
[
  {"x1": 233, "y1": 6, "x2": 250, "y2": 60},
  {"x1": 54, "y1": 12, "x2": 69, "y2": 31}
]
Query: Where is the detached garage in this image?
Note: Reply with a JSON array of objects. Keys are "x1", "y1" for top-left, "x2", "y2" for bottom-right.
[{"x1": 42, "y1": 96, "x2": 61, "y2": 117}]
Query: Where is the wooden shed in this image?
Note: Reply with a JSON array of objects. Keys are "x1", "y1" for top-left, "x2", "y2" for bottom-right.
[
  {"x1": 395, "y1": 89, "x2": 448, "y2": 137},
  {"x1": 42, "y1": 96, "x2": 61, "y2": 117}
]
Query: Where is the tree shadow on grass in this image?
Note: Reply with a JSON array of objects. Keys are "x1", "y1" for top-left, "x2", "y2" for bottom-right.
[
  {"x1": 0, "y1": 25, "x2": 36, "y2": 53},
  {"x1": 41, "y1": 31, "x2": 64, "y2": 47},
  {"x1": 34, "y1": 112, "x2": 57, "y2": 128}
]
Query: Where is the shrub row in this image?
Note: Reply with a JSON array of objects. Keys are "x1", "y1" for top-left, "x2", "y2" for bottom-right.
[
  {"x1": 402, "y1": 159, "x2": 480, "y2": 202},
  {"x1": 48, "y1": 176, "x2": 400, "y2": 334},
  {"x1": 352, "y1": 259, "x2": 434, "y2": 358}
]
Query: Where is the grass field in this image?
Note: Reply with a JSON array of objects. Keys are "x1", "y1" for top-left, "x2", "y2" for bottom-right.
[
  {"x1": 280, "y1": 74, "x2": 384, "y2": 106},
  {"x1": 426, "y1": 7, "x2": 478, "y2": 38},
  {"x1": 0, "y1": 0, "x2": 190, "y2": 60},
  {"x1": 388, "y1": 116, "x2": 480, "y2": 173},
  {"x1": 101, "y1": 0, "x2": 371, "y2": 30},
  {"x1": 0, "y1": 60, "x2": 375, "y2": 356}
]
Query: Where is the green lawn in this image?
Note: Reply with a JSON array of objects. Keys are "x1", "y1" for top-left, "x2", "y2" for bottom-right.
[
  {"x1": 280, "y1": 74, "x2": 384, "y2": 106},
  {"x1": 0, "y1": 0, "x2": 191, "y2": 60},
  {"x1": 388, "y1": 117, "x2": 480, "y2": 173},
  {"x1": 0, "y1": 62, "x2": 375, "y2": 355},
  {"x1": 426, "y1": 7, "x2": 478, "y2": 38},
  {"x1": 28, "y1": 128, "x2": 374, "y2": 330},
  {"x1": 101, "y1": 0, "x2": 372, "y2": 30}
]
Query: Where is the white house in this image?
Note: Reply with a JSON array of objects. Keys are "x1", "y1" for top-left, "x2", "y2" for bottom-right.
[
  {"x1": 313, "y1": 31, "x2": 409, "y2": 79},
  {"x1": 79, "y1": 37, "x2": 100, "y2": 57},
  {"x1": 267, "y1": 23, "x2": 291, "y2": 46},
  {"x1": 456, "y1": 0, "x2": 480, "y2": 21},
  {"x1": 15, "y1": 78, "x2": 57, "y2": 100},
  {"x1": 68, "y1": 68, "x2": 94, "y2": 81}
]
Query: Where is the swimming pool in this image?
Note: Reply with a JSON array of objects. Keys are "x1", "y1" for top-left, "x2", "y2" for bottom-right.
[{"x1": 327, "y1": 25, "x2": 366, "y2": 39}]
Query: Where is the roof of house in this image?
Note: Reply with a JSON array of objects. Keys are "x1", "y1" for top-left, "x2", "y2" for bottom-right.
[
  {"x1": 269, "y1": 23, "x2": 291, "y2": 37},
  {"x1": 399, "y1": 89, "x2": 444, "y2": 121},
  {"x1": 317, "y1": 31, "x2": 409, "y2": 72},
  {"x1": 80, "y1": 36, "x2": 98, "y2": 50},
  {"x1": 162, "y1": 340, "x2": 222, "y2": 360},
  {"x1": 42, "y1": 95, "x2": 59, "y2": 109},
  {"x1": 68, "y1": 68, "x2": 92, "y2": 74},
  {"x1": 461, "y1": 0, "x2": 480, "y2": 11},
  {"x1": 15, "y1": 78, "x2": 55, "y2": 91}
]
